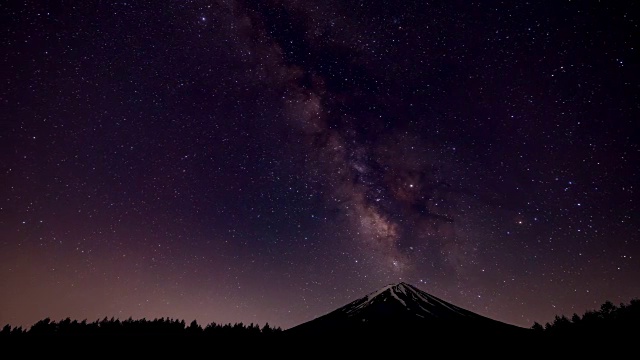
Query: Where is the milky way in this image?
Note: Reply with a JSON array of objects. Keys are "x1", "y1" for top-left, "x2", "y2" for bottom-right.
[
  {"x1": 1, "y1": 0, "x2": 638, "y2": 330},
  {"x1": 237, "y1": 0, "x2": 464, "y2": 274}
]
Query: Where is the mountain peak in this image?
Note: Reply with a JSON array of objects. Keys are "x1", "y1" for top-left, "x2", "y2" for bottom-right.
[
  {"x1": 288, "y1": 281, "x2": 528, "y2": 334},
  {"x1": 287, "y1": 281, "x2": 525, "y2": 337},
  {"x1": 361, "y1": 282, "x2": 418, "y2": 303},
  {"x1": 389, "y1": 281, "x2": 411, "y2": 288}
]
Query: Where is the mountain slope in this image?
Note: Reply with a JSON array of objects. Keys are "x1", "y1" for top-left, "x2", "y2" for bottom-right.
[{"x1": 287, "y1": 282, "x2": 527, "y2": 338}]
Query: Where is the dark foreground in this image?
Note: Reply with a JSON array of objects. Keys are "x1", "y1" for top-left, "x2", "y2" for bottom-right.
[{"x1": 1, "y1": 329, "x2": 637, "y2": 357}]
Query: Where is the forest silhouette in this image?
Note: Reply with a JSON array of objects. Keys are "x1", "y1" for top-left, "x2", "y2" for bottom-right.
[
  {"x1": 1, "y1": 298, "x2": 638, "y2": 343},
  {"x1": 1, "y1": 317, "x2": 281, "y2": 338},
  {"x1": 531, "y1": 298, "x2": 640, "y2": 337}
]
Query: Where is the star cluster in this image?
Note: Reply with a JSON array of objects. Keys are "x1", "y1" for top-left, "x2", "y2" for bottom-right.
[{"x1": 1, "y1": 0, "x2": 638, "y2": 330}]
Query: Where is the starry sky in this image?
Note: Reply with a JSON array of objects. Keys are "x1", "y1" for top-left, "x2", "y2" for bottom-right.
[{"x1": 1, "y1": 0, "x2": 638, "y2": 330}]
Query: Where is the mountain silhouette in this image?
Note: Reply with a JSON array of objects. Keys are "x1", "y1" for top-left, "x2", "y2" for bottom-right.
[{"x1": 287, "y1": 282, "x2": 528, "y2": 340}]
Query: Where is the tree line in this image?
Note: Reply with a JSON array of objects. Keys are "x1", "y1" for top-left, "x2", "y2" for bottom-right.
[
  {"x1": 0, "y1": 317, "x2": 282, "y2": 337},
  {"x1": 3, "y1": 298, "x2": 638, "y2": 338},
  {"x1": 531, "y1": 298, "x2": 640, "y2": 336}
]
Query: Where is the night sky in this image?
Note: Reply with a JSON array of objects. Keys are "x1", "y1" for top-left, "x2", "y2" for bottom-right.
[{"x1": 1, "y1": 1, "x2": 638, "y2": 330}]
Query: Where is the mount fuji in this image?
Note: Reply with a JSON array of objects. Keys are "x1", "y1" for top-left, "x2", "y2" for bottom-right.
[{"x1": 287, "y1": 282, "x2": 528, "y2": 339}]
